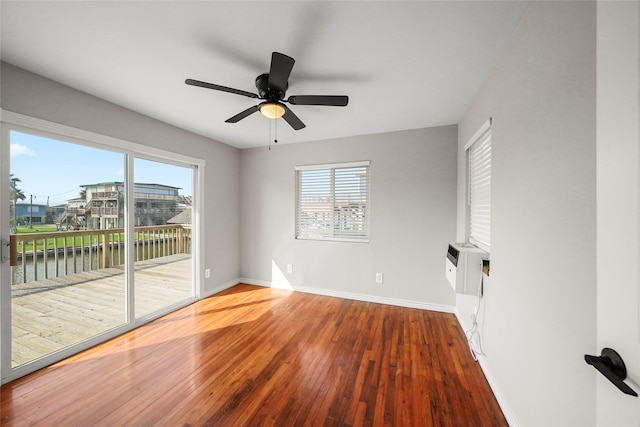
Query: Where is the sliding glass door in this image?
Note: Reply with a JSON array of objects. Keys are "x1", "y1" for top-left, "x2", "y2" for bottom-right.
[
  {"x1": 6, "y1": 131, "x2": 128, "y2": 370},
  {"x1": 1, "y1": 123, "x2": 198, "y2": 383},
  {"x1": 133, "y1": 157, "x2": 193, "y2": 319}
]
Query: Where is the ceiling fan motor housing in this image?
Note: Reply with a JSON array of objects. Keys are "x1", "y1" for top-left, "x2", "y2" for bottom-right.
[{"x1": 255, "y1": 73, "x2": 287, "y2": 101}]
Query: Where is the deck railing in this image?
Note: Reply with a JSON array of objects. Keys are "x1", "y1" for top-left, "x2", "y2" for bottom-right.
[
  {"x1": 89, "y1": 207, "x2": 119, "y2": 216},
  {"x1": 10, "y1": 224, "x2": 192, "y2": 284}
]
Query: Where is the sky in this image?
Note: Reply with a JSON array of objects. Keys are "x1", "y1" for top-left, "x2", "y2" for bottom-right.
[{"x1": 9, "y1": 131, "x2": 193, "y2": 207}]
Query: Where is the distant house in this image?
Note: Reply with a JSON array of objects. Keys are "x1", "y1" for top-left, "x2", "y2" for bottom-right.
[
  {"x1": 80, "y1": 182, "x2": 182, "y2": 229},
  {"x1": 56, "y1": 198, "x2": 86, "y2": 229},
  {"x1": 50, "y1": 204, "x2": 67, "y2": 218},
  {"x1": 167, "y1": 206, "x2": 191, "y2": 225},
  {"x1": 15, "y1": 203, "x2": 47, "y2": 225}
]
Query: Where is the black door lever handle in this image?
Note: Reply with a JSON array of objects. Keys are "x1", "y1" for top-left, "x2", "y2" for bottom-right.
[{"x1": 585, "y1": 348, "x2": 637, "y2": 397}]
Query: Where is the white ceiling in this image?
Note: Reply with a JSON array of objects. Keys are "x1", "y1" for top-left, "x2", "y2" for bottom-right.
[{"x1": 0, "y1": 1, "x2": 529, "y2": 149}]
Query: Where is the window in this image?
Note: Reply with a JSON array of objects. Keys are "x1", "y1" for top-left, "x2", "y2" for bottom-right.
[
  {"x1": 2, "y1": 112, "x2": 201, "y2": 382},
  {"x1": 466, "y1": 120, "x2": 491, "y2": 251},
  {"x1": 295, "y1": 161, "x2": 370, "y2": 242}
]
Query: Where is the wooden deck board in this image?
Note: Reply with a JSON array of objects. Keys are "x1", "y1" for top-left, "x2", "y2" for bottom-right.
[
  {"x1": 9, "y1": 254, "x2": 192, "y2": 367},
  {"x1": 11, "y1": 330, "x2": 63, "y2": 353}
]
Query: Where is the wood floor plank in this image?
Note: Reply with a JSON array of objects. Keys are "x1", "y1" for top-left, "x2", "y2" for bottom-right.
[{"x1": 0, "y1": 284, "x2": 507, "y2": 426}]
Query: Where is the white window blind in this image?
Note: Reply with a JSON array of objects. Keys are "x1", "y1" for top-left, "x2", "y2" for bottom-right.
[
  {"x1": 466, "y1": 121, "x2": 491, "y2": 251},
  {"x1": 295, "y1": 161, "x2": 370, "y2": 242}
]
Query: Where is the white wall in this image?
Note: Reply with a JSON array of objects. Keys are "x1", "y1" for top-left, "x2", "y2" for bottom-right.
[
  {"x1": 596, "y1": 1, "x2": 640, "y2": 424},
  {"x1": 456, "y1": 2, "x2": 596, "y2": 425},
  {"x1": 240, "y1": 126, "x2": 458, "y2": 310},
  {"x1": 0, "y1": 62, "x2": 241, "y2": 292}
]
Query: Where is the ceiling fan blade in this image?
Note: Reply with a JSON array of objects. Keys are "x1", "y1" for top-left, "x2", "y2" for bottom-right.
[
  {"x1": 268, "y1": 52, "x2": 295, "y2": 94},
  {"x1": 225, "y1": 105, "x2": 260, "y2": 123},
  {"x1": 287, "y1": 95, "x2": 349, "y2": 106},
  {"x1": 281, "y1": 105, "x2": 306, "y2": 130},
  {"x1": 185, "y1": 79, "x2": 258, "y2": 99}
]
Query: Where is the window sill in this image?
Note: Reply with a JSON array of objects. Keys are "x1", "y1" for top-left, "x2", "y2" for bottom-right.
[{"x1": 295, "y1": 236, "x2": 370, "y2": 244}]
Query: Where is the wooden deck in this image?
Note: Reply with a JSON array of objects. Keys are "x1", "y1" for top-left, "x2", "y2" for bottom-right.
[{"x1": 10, "y1": 254, "x2": 192, "y2": 367}]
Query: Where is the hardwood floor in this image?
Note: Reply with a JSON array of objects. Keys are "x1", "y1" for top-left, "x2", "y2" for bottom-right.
[{"x1": 0, "y1": 284, "x2": 507, "y2": 426}]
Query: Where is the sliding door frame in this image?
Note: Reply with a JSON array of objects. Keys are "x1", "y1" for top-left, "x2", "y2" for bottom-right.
[
  {"x1": 0, "y1": 110, "x2": 205, "y2": 384},
  {"x1": 131, "y1": 154, "x2": 201, "y2": 324}
]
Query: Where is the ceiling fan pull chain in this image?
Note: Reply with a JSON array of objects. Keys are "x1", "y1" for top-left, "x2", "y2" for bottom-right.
[{"x1": 275, "y1": 117, "x2": 278, "y2": 144}]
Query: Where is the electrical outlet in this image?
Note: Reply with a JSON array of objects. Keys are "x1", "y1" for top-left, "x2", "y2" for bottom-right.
[
  {"x1": 287, "y1": 264, "x2": 293, "y2": 274},
  {"x1": 205, "y1": 268, "x2": 211, "y2": 279},
  {"x1": 375, "y1": 272, "x2": 383, "y2": 284}
]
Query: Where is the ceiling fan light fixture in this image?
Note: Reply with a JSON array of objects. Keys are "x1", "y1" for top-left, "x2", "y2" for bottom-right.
[{"x1": 259, "y1": 102, "x2": 285, "y2": 119}]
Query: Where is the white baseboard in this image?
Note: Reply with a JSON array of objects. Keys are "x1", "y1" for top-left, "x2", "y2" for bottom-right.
[
  {"x1": 201, "y1": 278, "x2": 240, "y2": 298},
  {"x1": 238, "y1": 277, "x2": 454, "y2": 313},
  {"x1": 476, "y1": 355, "x2": 520, "y2": 427},
  {"x1": 454, "y1": 309, "x2": 519, "y2": 427},
  {"x1": 239, "y1": 278, "x2": 271, "y2": 288}
]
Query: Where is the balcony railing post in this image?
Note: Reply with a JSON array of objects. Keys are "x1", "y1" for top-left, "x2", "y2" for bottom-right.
[
  {"x1": 88, "y1": 233, "x2": 93, "y2": 271},
  {"x1": 43, "y1": 237, "x2": 49, "y2": 279},
  {"x1": 102, "y1": 230, "x2": 109, "y2": 268},
  {"x1": 72, "y1": 234, "x2": 77, "y2": 274},
  {"x1": 118, "y1": 231, "x2": 124, "y2": 266},
  {"x1": 54, "y1": 235, "x2": 59, "y2": 277},
  {"x1": 111, "y1": 230, "x2": 116, "y2": 267},
  {"x1": 153, "y1": 229, "x2": 158, "y2": 259},
  {"x1": 143, "y1": 229, "x2": 148, "y2": 261},
  {"x1": 163, "y1": 228, "x2": 168, "y2": 257},
  {"x1": 32, "y1": 238, "x2": 38, "y2": 281},
  {"x1": 172, "y1": 227, "x2": 177, "y2": 255},
  {"x1": 80, "y1": 235, "x2": 85, "y2": 274},
  {"x1": 21, "y1": 240, "x2": 26, "y2": 282},
  {"x1": 63, "y1": 233, "x2": 68, "y2": 276}
]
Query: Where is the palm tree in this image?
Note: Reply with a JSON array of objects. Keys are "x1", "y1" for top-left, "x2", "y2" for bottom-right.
[{"x1": 10, "y1": 174, "x2": 26, "y2": 232}]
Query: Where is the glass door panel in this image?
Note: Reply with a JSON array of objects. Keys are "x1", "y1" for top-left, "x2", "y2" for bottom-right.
[
  {"x1": 8, "y1": 131, "x2": 127, "y2": 368},
  {"x1": 133, "y1": 157, "x2": 193, "y2": 319}
]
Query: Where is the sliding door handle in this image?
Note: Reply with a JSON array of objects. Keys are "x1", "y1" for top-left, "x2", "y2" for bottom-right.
[{"x1": 1, "y1": 238, "x2": 9, "y2": 263}]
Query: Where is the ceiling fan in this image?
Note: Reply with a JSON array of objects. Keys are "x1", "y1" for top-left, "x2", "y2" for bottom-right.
[{"x1": 185, "y1": 52, "x2": 349, "y2": 131}]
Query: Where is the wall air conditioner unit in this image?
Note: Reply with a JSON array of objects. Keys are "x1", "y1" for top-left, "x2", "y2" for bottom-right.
[{"x1": 445, "y1": 243, "x2": 488, "y2": 295}]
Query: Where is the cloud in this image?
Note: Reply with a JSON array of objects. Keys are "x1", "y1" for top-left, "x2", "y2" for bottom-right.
[{"x1": 10, "y1": 144, "x2": 36, "y2": 157}]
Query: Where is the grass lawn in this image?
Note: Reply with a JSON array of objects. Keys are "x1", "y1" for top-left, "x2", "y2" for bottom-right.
[
  {"x1": 15, "y1": 226, "x2": 124, "y2": 252},
  {"x1": 16, "y1": 226, "x2": 58, "y2": 234},
  {"x1": 14, "y1": 225, "x2": 181, "y2": 253}
]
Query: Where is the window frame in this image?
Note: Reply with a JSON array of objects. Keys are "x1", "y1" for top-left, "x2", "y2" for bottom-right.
[
  {"x1": 295, "y1": 160, "x2": 370, "y2": 243},
  {"x1": 465, "y1": 119, "x2": 492, "y2": 252}
]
